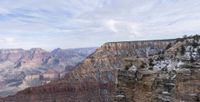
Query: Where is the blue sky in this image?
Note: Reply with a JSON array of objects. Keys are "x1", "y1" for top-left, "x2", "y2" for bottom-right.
[{"x1": 0, "y1": 0, "x2": 200, "y2": 50}]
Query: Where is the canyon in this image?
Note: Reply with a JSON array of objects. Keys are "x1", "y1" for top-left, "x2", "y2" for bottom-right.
[
  {"x1": 0, "y1": 48, "x2": 96, "y2": 97},
  {"x1": 0, "y1": 35, "x2": 200, "y2": 102}
]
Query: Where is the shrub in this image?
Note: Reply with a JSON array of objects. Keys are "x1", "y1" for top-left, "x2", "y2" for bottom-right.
[
  {"x1": 192, "y1": 41, "x2": 198, "y2": 48},
  {"x1": 166, "y1": 43, "x2": 172, "y2": 50},
  {"x1": 125, "y1": 63, "x2": 132, "y2": 70},
  {"x1": 176, "y1": 38, "x2": 184, "y2": 42},
  {"x1": 158, "y1": 51, "x2": 164, "y2": 55},
  {"x1": 183, "y1": 35, "x2": 188, "y2": 39},
  {"x1": 198, "y1": 49, "x2": 200, "y2": 54},
  {"x1": 148, "y1": 67, "x2": 153, "y2": 70},
  {"x1": 190, "y1": 57, "x2": 195, "y2": 63},
  {"x1": 140, "y1": 62, "x2": 146, "y2": 68},
  {"x1": 180, "y1": 45, "x2": 185, "y2": 55},
  {"x1": 149, "y1": 58, "x2": 154, "y2": 66},
  {"x1": 158, "y1": 55, "x2": 164, "y2": 60},
  {"x1": 193, "y1": 34, "x2": 200, "y2": 41}
]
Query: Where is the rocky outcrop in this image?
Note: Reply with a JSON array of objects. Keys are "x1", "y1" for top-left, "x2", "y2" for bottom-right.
[{"x1": 113, "y1": 36, "x2": 200, "y2": 102}]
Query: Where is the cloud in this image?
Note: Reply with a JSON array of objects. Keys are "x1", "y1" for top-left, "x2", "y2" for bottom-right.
[
  {"x1": 0, "y1": 38, "x2": 15, "y2": 44},
  {"x1": 104, "y1": 19, "x2": 118, "y2": 33},
  {"x1": 0, "y1": 0, "x2": 200, "y2": 49},
  {"x1": 0, "y1": 8, "x2": 10, "y2": 15},
  {"x1": 4, "y1": 38, "x2": 15, "y2": 44},
  {"x1": 103, "y1": 19, "x2": 140, "y2": 37}
]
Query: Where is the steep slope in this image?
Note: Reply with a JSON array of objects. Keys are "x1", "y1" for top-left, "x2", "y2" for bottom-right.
[
  {"x1": 0, "y1": 47, "x2": 96, "y2": 97},
  {"x1": 0, "y1": 39, "x2": 176, "y2": 102},
  {"x1": 67, "y1": 40, "x2": 176, "y2": 80}
]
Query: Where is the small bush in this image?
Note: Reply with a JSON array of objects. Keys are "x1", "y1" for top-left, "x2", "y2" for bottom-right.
[
  {"x1": 149, "y1": 58, "x2": 154, "y2": 66},
  {"x1": 166, "y1": 43, "x2": 172, "y2": 50},
  {"x1": 180, "y1": 45, "x2": 185, "y2": 55},
  {"x1": 140, "y1": 62, "x2": 146, "y2": 68},
  {"x1": 148, "y1": 67, "x2": 153, "y2": 70},
  {"x1": 198, "y1": 49, "x2": 200, "y2": 54},
  {"x1": 183, "y1": 35, "x2": 188, "y2": 39},
  {"x1": 158, "y1": 55, "x2": 164, "y2": 60},
  {"x1": 192, "y1": 41, "x2": 198, "y2": 48},
  {"x1": 193, "y1": 34, "x2": 200, "y2": 41},
  {"x1": 125, "y1": 66, "x2": 130, "y2": 70},
  {"x1": 190, "y1": 57, "x2": 195, "y2": 63},
  {"x1": 125, "y1": 63, "x2": 132, "y2": 70},
  {"x1": 176, "y1": 38, "x2": 184, "y2": 42}
]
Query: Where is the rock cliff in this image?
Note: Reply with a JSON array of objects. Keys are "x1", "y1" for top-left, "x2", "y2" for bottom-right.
[
  {"x1": 1, "y1": 36, "x2": 200, "y2": 102},
  {"x1": 0, "y1": 39, "x2": 175, "y2": 102},
  {"x1": 66, "y1": 40, "x2": 175, "y2": 81}
]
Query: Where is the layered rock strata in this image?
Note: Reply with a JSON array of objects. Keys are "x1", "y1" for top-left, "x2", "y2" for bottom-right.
[{"x1": 1, "y1": 37, "x2": 200, "y2": 102}]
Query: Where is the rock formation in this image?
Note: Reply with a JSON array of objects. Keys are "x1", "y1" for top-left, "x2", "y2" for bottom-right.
[
  {"x1": 1, "y1": 35, "x2": 200, "y2": 102},
  {"x1": 0, "y1": 47, "x2": 96, "y2": 97}
]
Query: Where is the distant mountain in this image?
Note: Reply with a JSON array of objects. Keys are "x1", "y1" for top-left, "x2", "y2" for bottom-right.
[{"x1": 0, "y1": 47, "x2": 96, "y2": 96}]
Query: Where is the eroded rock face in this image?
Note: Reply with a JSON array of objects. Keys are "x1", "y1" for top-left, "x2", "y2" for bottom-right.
[
  {"x1": 67, "y1": 40, "x2": 175, "y2": 80},
  {"x1": 0, "y1": 39, "x2": 174, "y2": 102},
  {"x1": 114, "y1": 64, "x2": 200, "y2": 102},
  {"x1": 113, "y1": 36, "x2": 200, "y2": 102},
  {"x1": 0, "y1": 48, "x2": 96, "y2": 97},
  {"x1": 1, "y1": 37, "x2": 200, "y2": 102},
  {"x1": 0, "y1": 71, "x2": 116, "y2": 102}
]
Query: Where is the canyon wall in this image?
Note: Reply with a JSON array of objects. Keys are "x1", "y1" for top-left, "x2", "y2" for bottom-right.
[
  {"x1": 0, "y1": 47, "x2": 96, "y2": 97},
  {"x1": 0, "y1": 39, "x2": 176, "y2": 102}
]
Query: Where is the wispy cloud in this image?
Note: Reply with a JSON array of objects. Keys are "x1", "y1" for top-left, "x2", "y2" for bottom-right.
[{"x1": 0, "y1": 0, "x2": 199, "y2": 50}]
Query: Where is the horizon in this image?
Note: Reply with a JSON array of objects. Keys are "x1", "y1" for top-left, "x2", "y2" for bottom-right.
[
  {"x1": 0, "y1": 47, "x2": 97, "y2": 52},
  {"x1": 0, "y1": 35, "x2": 196, "y2": 51},
  {"x1": 0, "y1": 0, "x2": 200, "y2": 50}
]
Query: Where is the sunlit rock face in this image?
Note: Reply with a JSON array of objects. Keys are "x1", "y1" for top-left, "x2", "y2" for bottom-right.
[
  {"x1": 0, "y1": 47, "x2": 96, "y2": 97},
  {"x1": 1, "y1": 36, "x2": 200, "y2": 102}
]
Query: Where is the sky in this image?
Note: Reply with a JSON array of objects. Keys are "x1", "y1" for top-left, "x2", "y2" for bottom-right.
[{"x1": 0, "y1": 0, "x2": 200, "y2": 50}]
